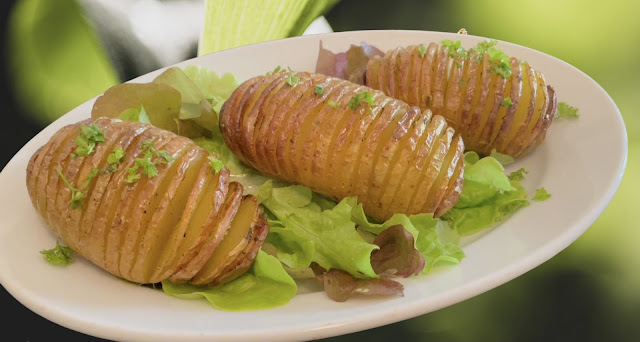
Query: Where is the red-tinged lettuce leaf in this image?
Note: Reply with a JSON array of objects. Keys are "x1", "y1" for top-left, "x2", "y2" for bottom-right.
[
  {"x1": 91, "y1": 82, "x2": 181, "y2": 133},
  {"x1": 316, "y1": 269, "x2": 404, "y2": 302},
  {"x1": 315, "y1": 41, "x2": 384, "y2": 84},
  {"x1": 371, "y1": 225, "x2": 425, "y2": 278}
]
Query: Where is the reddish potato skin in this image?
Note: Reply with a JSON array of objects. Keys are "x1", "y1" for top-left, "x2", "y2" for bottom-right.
[
  {"x1": 26, "y1": 118, "x2": 267, "y2": 285},
  {"x1": 220, "y1": 72, "x2": 465, "y2": 221},
  {"x1": 365, "y1": 43, "x2": 557, "y2": 158}
]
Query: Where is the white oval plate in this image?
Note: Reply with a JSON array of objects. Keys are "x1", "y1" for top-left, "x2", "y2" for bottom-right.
[{"x1": 0, "y1": 30, "x2": 627, "y2": 342}]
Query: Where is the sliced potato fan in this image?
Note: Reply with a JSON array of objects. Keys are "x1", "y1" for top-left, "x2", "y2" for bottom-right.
[
  {"x1": 365, "y1": 42, "x2": 557, "y2": 158},
  {"x1": 25, "y1": 117, "x2": 267, "y2": 286},
  {"x1": 220, "y1": 71, "x2": 465, "y2": 221}
]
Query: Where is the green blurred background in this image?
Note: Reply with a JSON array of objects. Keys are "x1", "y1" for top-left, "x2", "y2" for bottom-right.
[{"x1": 0, "y1": 0, "x2": 637, "y2": 341}]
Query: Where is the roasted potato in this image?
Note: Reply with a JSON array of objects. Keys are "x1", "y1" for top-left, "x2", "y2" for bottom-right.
[
  {"x1": 365, "y1": 43, "x2": 557, "y2": 158},
  {"x1": 220, "y1": 71, "x2": 465, "y2": 221},
  {"x1": 26, "y1": 117, "x2": 267, "y2": 286}
]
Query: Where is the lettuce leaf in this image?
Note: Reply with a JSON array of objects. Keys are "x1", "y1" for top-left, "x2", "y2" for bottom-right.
[
  {"x1": 161, "y1": 250, "x2": 296, "y2": 311},
  {"x1": 257, "y1": 181, "x2": 378, "y2": 278},
  {"x1": 442, "y1": 152, "x2": 530, "y2": 235},
  {"x1": 349, "y1": 198, "x2": 464, "y2": 273}
]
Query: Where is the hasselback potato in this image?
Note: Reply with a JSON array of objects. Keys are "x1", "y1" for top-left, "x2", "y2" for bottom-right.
[
  {"x1": 220, "y1": 71, "x2": 465, "y2": 221},
  {"x1": 26, "y1": 117, "x2": 268, "y2": 286},
  {"x1": 365, "y1": 42, "x2": 557, "y2": 158}
]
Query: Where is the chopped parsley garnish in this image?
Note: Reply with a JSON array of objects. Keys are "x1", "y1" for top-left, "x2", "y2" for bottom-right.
[
  {"x1": 328, "y1": 100, "x2": 339, "y2": 108},
  {"x1": 126, "y1": 169, "x2": 141, "y2": 184},
  {"x1": 417, "y1": 45, "x2": 427, "y2": 58},
  {"x1": 126, "y1": 140, "x2": 173, "y2": 183},
  {"x1": 314, "y1": 84, "x2": 325, "y2": 95},
  {"x1": 556, "y1": 102, "x2": 580, "y2": 119},
  {"x1": 104, "y1": 147, "x2": 125, "y2": 173},
  {"x1": 502, "y1": 97, "x2": 513, "y2": 107},
  {"x1": 472, "y1": 39, "x2": 512, "y2": 78},
  {"x1": 208, "y1": 155, "x2": 224, "y2": 173},
  {"x1": 348, "y1": 92, "x2": 375, "y2": 110},
  {"x1": 107, "y1": 147, "x2": 125, "y2": 164},
  {"x1": 136, "y1": 153, "x2": 159, "y2": 178},
  {"x1": 284, "y1": 67, "x2": 300, "y2": 87},
  {"x1": 40, "y1": 241, "x2": 74, "y2": 266},
  {"x1": 57, "y1": 168, "x2": 84, "y2": 209},
  {"x1": 441, "y1": 39, "x2": 468, "y2": 59},
  {"x1": 285, "y1": 72, "x2": 300, "y2": 87},
  {"x1": 73, "y1": 124, "x2": 105, "y2": 157},
  {"x1": 265, "y1": 65, "x2": 282, "y2": 76},
  {"x1": 508, "y1": 168, "x2": 528, "y2": 181},
  {"x1": 533, "y1": 187, "x2": 552, "y2": 201},
  {"x1": 83, "y1": 167, "x2": 101, "y2": 189}
]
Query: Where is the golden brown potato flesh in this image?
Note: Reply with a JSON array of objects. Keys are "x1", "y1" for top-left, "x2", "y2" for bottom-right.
[
  {"x1": 365, "y1": 43, "x2": 558, "y2": 158},
  {"x1": 220, "y1": 72, "x2": 464, "y2": 221},
  {"x1": 25, "y1": 117, "x2": 267, "y2": 286}
]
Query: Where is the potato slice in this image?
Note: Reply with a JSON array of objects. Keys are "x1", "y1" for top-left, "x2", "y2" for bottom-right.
[
  {"x1": 86, "y1": 127, "x2": 169, "y2": 270},
  {"x1": 168, "y1": 180, "x2": 242, "y2": 283},
  {"x1": 406, "y1": 127, "x2": 453, "y2": 214},
  {"x1": 30, "y1": 124, "x2": 77, "y2": 233},
  {"x1": 302, "y1": 80, "x2": 352, "y2": 188},
  {"x1": 240, "y1": 73, "x2": 289, "y2": 162},
  {"x1": 102, "y1": 130, "x2": 178, "y2": 277},
  {"x1": 128, "y1": 148, "x2": 206, "y2": 283},
  {"x1": 148, "y1": 162, "x2": 221, "y2": 282},
  {"x1": 80, "y1": 124, "x2": 152, "y2": 266},
  {"x1": 312, "y1": 83, "x2": 363, "y2": 192},
  {"x1": 423, "y1": 134, "x2": 464, "y2": 214},
  {"x1": 58, "y1": 119, "x2": 128, "y2": 254},
  {"x1": 434, "y1": 151, "x2": 465, "y2": 217},
  {"x1": 119, "y1": 141, "x2": 199, "y2": 281},
  {"x1": 366, "y1": 106, "x2": 421, "y2": 216},
  {"x1": 291, "y1": 77, "x2": 348, "y2": 183},
  {"x1": 189, "y1": 194, "x2": 259, "y2": 286},
  {"x1": 219, "y1": 76, "x2": 263, "y2": 155},
  {"x1": 209, "y1": 213, "x2": 269, "y2": 286},
  {"x1": 351, "y1": 100, "x2": 402, "y2": 203},
  {"x1": 377, "y1": 109, "x2": 430, "y2": 219},
  {"x1": 386, "y1": 113, "x2": 447, "y2": 216}
]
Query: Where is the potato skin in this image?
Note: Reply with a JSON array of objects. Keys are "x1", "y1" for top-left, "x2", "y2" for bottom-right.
[
  {"x1": 26, "y1": 117, "x2": 267, "y2": 286},
  {"x1": 365, "y1": 43, "x2": 557, "y2": 158},
  {"x1": 220, "y1": 72, "x2": 465, "y2": 221}
]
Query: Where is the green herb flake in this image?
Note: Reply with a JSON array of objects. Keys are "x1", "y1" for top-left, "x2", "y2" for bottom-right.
[
  {"x1": 314, "y1": 84, "x2": 325, "y2": 95},
  {"x1": 265, "y1": 65, "x2": 282, "y2": 76},
  {"x1": 417, "y1": 44, "x2": 427, "y2": 58},
  {"x1": 471, "y1": 40, "x2": 512, "y2": 78},
  {"x1": 136, "y1": 155, "x2": 159, "y2": 178},
  {"x1": 126, "y1": 166, "x2": 141, "y2": 184},
  {"x1": 348, "y1": 92, "x2": 374, "y2": 110},
  {"x1": 556, "y1": 102, "x2": 580, "y2": 119},
  {"x1": 285, "y1": 72, "x2": 300, "y2": 87},
  {"x1": 328, "y1": 100, "x2": 339, "y2": 108},
  {"x1": 56, "y1": 168, "x2": 84, "y2": 209},
  {"x1": 508, "y1": 168, "x2": 528, "y2": 181},
  {"x1": 107, "y1": 147, "x2": 125, "y2": 165},
  {"x1": 208, "y1": 155, "x2": 224, "y2": 173},
  {"x1": 40, "y1": 241, "x2": 74, "y2": 266},
  {"x1": 441, "y1": 39, "x2": 468, "y2": 59},
  {"x1": 82, "y1": 167, "x2": 101, "y2": 190},
  {"x1": 73, "y1": 124, "x2": 105, "y2": 157},
  {"x1": 533, "y1": 187, "x2": 552, "y2": 201},
  {"x1": 502, "y1": 97, "x2": 513, "y2": 107}
]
